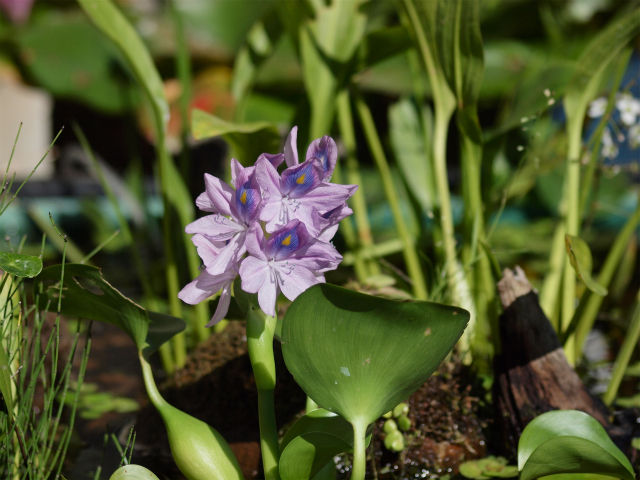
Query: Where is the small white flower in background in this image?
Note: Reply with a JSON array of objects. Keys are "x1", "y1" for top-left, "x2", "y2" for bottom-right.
[
  {"x1": 588, "y1": 97, "x2": 608, "y2": 118},
  {"x1": 601, "y1": 128, "x2": 619, "y2": 159},
  {"x1": 615, "y1": 92, "x2": 640, "y2": 126},
  {"x1": 629, "y1": 124, "x2": 640, "y2": 149}
]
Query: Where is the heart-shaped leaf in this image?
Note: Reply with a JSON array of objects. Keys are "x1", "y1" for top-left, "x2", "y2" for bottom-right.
[
  {"x1": 279, "y1": 408, "x2": 369, "y2": 480},
  {"x1": 0, "y1": 252, "x2": 42, "y2": 278},
  {"x1": 281, "y1": 283, "x2": 468, "y2": 426},
  {"x1": 518, "y1": 410, "x2": 634, "y2": 480},
  {"x1": 565, "y1": 235, "x2": 608, "y2": 296},
  {"x1": 37, "y1": 264, "x2": 184, "y2": 357}
]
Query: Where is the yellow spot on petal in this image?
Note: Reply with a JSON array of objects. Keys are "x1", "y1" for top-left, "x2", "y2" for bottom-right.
[
  {"x1": 281, "y1": 234, "x2": 292, "y2": 246},
  {"x1": 296, "y1": 174, "x2": 306, "y2": 185},
  {"x1": 240, "y1": 190, "x2": 247, "y2": 204}
]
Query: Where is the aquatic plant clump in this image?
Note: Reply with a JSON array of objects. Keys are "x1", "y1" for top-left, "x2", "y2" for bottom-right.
[{"x1": 178, "y1": 126, "x2": 357, "y2": 321}]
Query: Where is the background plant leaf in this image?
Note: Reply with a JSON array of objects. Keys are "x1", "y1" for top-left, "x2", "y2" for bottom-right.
[
  {"x1": 281, "y1": 283, "x2": 468, "y2": 426},
  {"x1": 565, "y1": 235, "x2": 607, "y2": 296},
  {"x1": 37, "y1": 264, "x2": 184, "y2": 356},
  {"x1": 518, "y1": 410, "x2": 634, "y2": 480},
  {"x1": 0, "y1": 252, "x2": 42, "y2": 278},
  {"x1": 191, "y1": 109, "x2": 281, "y2": 163}
]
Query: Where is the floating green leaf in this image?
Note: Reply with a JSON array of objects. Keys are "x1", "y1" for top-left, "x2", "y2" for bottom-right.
[
  {"x1": 279, "y1": 408, "x2": 366, "y2": 480},
  {"x1": 281, "y1": 283, "x2": 468, "y2": 426},
  {"x1": 0, "y1": 252, "x2": 42, "y2": 278},
  {"x1": 565, "y1": 235, "x2": 607, "y2": 296},
  {"x1": 37, "y1": 264, "x2": 184, "y2": 357},
  {"x1": 109, "y1": 465, "x2": 161, "y2": 480},
  {"x1": 518, "y1": 410, "x2": 634, "y2": 480}
]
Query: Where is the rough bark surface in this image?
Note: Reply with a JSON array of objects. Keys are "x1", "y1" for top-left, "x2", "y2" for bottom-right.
[{"x1": 493, "y1": 267, "x2": 611, "y2": 453}]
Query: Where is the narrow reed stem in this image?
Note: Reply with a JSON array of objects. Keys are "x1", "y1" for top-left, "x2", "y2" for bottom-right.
[{"x1": 355, "y1": 94, "x2": 428, "y2": 300}]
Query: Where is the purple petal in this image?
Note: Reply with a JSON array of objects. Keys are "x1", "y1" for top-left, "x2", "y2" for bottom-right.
[
  {"x1": 284, "y1": 126, "x2": 299, "y2": 167},
  {"x1": 257, "y1": 152, "x2": 285, "y2": 168},
  {"x1": 244, "y1": 225, "x2": 267, "y2": 259},
  {"x1": 296, "y1": 240, "x2": 342, "y2": 271},
  {"x1": 192, "y1": 234, "x2": 224, "y2": 265},
  {"x1": 309, "y1": 205, "x2": 353, "y2": 241},
  {"x1": 206, "y1": 283, "x2": 232, "y2": 327},
  {"x1": 255, "y1": 156, "x2": 283, "y2": 198},
  {"x1": 230, "y1": 158, "x2": 255, "y2": 189},
  {"x1": 233, "y1": 180, "x2": 261, "y2": 224},
  {"x1": 178, "y1": 269, "x2": 234, "y2": 305},
  {"x1": 281, "y1": 159, "x2": 324, "y2": 197},
  {"x1": 195, "y1": 192, "x2": 216, "y2": 212},
  {"x1": 185, "y1": 215, "x2": 244, "y2": 241},
  {"x1": 306, "y1": 136, "x2": 337, "y2": 181},
  {"x1": 202, "y1": 173, "x2": 234, "y2": 216},
  {"x1": 265, "y1": 220, "x2": 311, "y2": 260},
  {"x1": 301, "y1": 183, "x2": 357, "y2": 211},
  {"x1": 278, "y1": 263, "x2": 320, "y2": 302},
  {"x1": 239, "y1": 256, "x2": 269, "y2": 293},
  {"x1": 205, "y1": 233, "x2": 246, "y2": 275},
  {"x1": 258, "y1": 281, "x2": 278, "y2": 317}
]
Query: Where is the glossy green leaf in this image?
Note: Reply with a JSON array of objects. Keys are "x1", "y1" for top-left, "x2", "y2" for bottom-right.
[
  {"x1": 281, "y1": 283, "x2": 468, "y2": 426},
  {"x1": 191, "y1": 109, "x2": 281, "y2": 163},
  {"x1": 518, "y1": 410, "x2": 634, "y2": 480},
  {"x1": 37, "y1": 264, "x2": 184, "y2": 356},
  {"x1": 17, "y1": 14, "x2": 139, "y2": 113},
  {"x1": 110, "y1": 465, "x2": 161, "y2": 480},
  {"x1": 0, "y1": 252, "x2": 42, "y2": 278},
  {"x1": 565, "y1": 235, "x2": 607, "y2": 296}
]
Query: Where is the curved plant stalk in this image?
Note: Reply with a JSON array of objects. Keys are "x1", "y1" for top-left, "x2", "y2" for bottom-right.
[
  {"x1": 139, "y1": 353, "x2": 244, "y2": 480},
  {"x1": 245, "y1": 306, "x2": 280, "y2": 480},
  {"x1": 355, "y1": 94, "x2": 428, "y2": 300}
]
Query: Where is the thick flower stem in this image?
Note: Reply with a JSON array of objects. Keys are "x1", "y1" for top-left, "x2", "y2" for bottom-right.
[
  {"x1": 246, "y1": 306, "x2": 280, "y2": 480},
  {"x1": 355, "y1": 94, "x2": 428, "y2": 300},
  {"x1": 350, "y1": 420, "x2": 368, "y2": 480}
]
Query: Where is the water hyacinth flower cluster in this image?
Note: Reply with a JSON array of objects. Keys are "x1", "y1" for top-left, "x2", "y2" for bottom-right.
[{"x1": 178, "y1": 127, "x2": 357, "y2": 322}]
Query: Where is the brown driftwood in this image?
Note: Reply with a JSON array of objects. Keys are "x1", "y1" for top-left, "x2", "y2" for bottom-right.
[{"x1": 492, "y1": 267, "x2": 612, "y2": 453}]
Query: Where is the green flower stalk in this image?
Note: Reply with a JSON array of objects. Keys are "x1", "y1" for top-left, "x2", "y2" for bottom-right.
[{"x1": 139, "y1": 353, "x2": 244, "y2": 480}]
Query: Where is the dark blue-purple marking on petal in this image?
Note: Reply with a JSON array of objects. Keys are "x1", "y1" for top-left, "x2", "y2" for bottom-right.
[
  {"x1": 266, "y1": 221, "x2": 309, "y2": 260},
  {"x1": 281, "y1": 161, "x2": 321, "y2": 197},
  {"x1": 235, "y1": 181, "x2": 260, "y2": 223}
]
